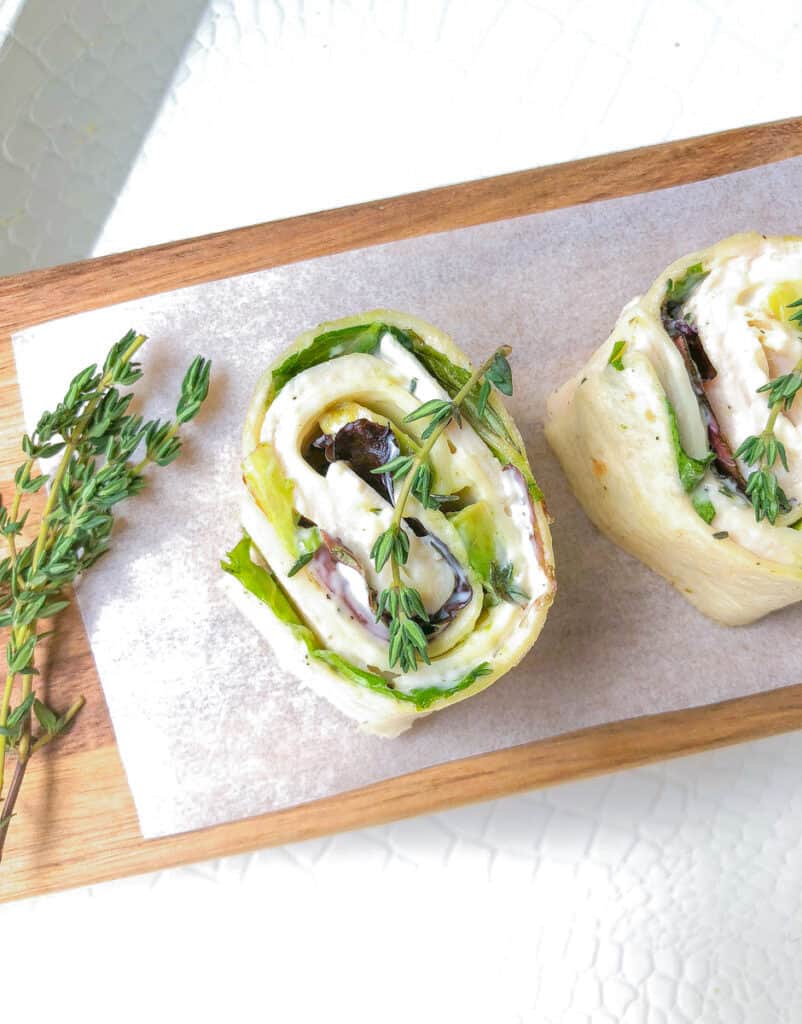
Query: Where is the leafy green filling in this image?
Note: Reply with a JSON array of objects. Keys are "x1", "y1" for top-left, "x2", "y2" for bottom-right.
[
  {"x1": 404, "y1": 663, "x2": 492, "y2": 710},
  {"x1": 222, "y1": 535, "x2": 317, "y2": 650},
  {"x1": 665, "y1": 262, "x2": 710, "y2": 308},
  {"x1": 665, "y1": 400, "x2": 714, "y2": 493},
  {"x1": 222, "y1": 535, "x2": 492, "y2": 710},
  {"x1": 267, "y1": 320, "x2": 542, "y2": 501},
  {"x1": 315, "y1": 650, "x2": 491, "y2": 710},
  {"x1": 451, "y1": 501, "x2": 496, "y2": 580},
  {"x1": 271, "y1": 322, "x2": 385, "y2": 397},
  {"x1": 691, "y1": 494, "x2": 716, "y2": 524},
  {"x1": 448, "y1": 502, "x2": 526, "y2": 606},
  {"x1": 662, "y1": 264, "x2": 721, "y2": 526},
  {"x1": 243, "y1": 443, "x2": 298, "y2": 556},
  {"x1": 608, "y1": 340, "x2": 627, "y2": 371}
]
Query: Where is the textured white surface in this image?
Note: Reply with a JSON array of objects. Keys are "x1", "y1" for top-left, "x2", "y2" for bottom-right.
[{"x1": 3, "y1": 1, "x2": 802, "y2": 1022}]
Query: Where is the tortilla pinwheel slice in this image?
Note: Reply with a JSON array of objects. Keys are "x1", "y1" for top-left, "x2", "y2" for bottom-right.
[
  {"x1": 223, "y1": 311, "x2": 555, "y2": 737},
  {"x1": 546, "y1": 232, "x2": 802, "y2": 626}
]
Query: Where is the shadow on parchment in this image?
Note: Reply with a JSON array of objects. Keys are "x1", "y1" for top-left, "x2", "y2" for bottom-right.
[{"x1": 0, "y1": 0, "x2": 211, "y2": 275}]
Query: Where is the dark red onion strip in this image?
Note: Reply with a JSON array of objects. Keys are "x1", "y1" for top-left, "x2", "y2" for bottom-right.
[{"x1": 309, "y1": 540, "x2": 389, "y2": 641}]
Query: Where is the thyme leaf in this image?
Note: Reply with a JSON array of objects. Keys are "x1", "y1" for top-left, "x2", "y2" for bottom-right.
[
  {"x1": 486, "y1": 561, "x2": 529, "y2": 606},
  {"x1": 287, "y1": 551, "x2": 315, "y2": 577}
]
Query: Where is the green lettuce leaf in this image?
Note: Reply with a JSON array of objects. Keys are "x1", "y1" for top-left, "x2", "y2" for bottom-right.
[
  {"x1": 665, "y1": 400, "x2": 714, "y2": 493},
  {"x1": 314, "y1": 651, "x2": 492, "y2": 709},
  {"x1": 691, "y1": 493, "x2": 716, "y2": 524},
  {"x1": 271, "y1": 322, "x2": 385, "y2": 397},
  {"x1": 451, "y1": 501, "x2": 496, "y2": 581},
  {"x1": 266, "y1": 319, "x2": 542, "y2": 499},
  {"x1": 222, "y1": 535, "x2": 316, "y2": 652},
  {"x1": 402, "y1": 333, "x2": 543, "y2": 501},
  {"x1": 243, "y1": 442, "x2": 298, "y2": 557},
  {"x1": 665, "y1": 262, "x2": 709, "y2": 308},
  {"x1": 404, "y1": 662, "x2": 492, "y2": 710}
]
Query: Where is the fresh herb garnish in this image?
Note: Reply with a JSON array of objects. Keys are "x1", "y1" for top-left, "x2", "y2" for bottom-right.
[
  {"x1": 756, "y1": 368, "x2": 802, "y2": 410},
  {"x1": 485, "y1": 350, "x2": 513, "y2": 395},
  {"x1": 399, "y1": 333, "x2": 542, "y2": 500},
  {"x1": 288, "y1": 551, "x2": 315, "y2": 577},
  {"x1": 374, "y1": 453, "x2": 414, "y2": 485},
  {"x1": 485, "y1": 561, "x2": 529, "y2": 607},
  {"x1": 369, "y1": 346, "x2": 514, "y2": 672},
  {"x1": 0, "y1": 331, "x2": 210, "y2": 860},
  {"x1": 734, "y1": 301, "x2": 802, "y2": 524},
  {"x1": 737, "y1": 457, "x2": 791, "y2": 525},
  {"x1": 404, "y1": 397, "x2": 458, "y2": 440}
]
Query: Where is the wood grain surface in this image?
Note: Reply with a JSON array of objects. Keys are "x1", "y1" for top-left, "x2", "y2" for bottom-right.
[{"x1": 2, "y1": 117, "x2": 802, "y2": 902}]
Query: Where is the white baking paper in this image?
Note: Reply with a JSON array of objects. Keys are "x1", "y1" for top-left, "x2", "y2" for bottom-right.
[{"x1": 12, "y1": 156, "x2": 802, "y2": 838}]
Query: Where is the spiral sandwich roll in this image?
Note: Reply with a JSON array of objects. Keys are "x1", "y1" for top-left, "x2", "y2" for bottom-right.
[
  {"x1": 224, "y1": 311, "x2": 555, "y2": 737},
  {"x1": 546, "y1": 233, "x2": 802, "y2": 626}
]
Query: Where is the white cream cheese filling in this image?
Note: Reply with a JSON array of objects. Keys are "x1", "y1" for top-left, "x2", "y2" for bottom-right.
[{"x1": 249, "y1": 328, "x2": 548, "y2": 695}]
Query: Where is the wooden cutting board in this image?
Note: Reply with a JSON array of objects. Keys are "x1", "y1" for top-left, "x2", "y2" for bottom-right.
[{"x1": 3, "y1": 117, "x2": 802, "y2": 903}]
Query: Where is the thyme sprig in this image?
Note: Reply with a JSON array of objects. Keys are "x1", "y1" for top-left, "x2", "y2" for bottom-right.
[
  {"x1": 485, "y1": 561, "x2": 529, "y2": 607},
  {"x1": 369, "y1": 346, "x2": 513, "y2": 672},
  {"x1": 0, "y1": 330, "x2": 210, "y2": 861},
  {"x1": 734, "y1": 345, "x2": 802, "y2": 524}
]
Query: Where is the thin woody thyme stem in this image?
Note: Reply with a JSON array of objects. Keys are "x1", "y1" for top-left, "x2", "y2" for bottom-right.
[
  {"x1": 0, "y1": 756, "x2": 28, "y2": 859},
  {"x1": 389, "y1": 347, "x2": 511, "y2": 534},
  {"x1": 0, "y1": 696, "x2": 84, "y2": 862},
  {"x1": 370, "y1": 345, "x2": 514, "y2": 672}
]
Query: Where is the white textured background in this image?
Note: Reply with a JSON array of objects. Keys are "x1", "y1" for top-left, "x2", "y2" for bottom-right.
[{"x1": 2, "y1": 1, "x2": 802, "y2": 1021}]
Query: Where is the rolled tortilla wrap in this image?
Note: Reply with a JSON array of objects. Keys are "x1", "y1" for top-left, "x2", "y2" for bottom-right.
[
  {"x1": 224, "y1": 311, "x2": 555, "y2": 737},
  {"x1": 546, "y1": 233, "x2": 802, "y2": 626}
]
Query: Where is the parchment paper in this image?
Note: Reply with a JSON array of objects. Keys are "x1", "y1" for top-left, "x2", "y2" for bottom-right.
[{"x1": 12, "y1": 156, "x2": 802, "y2": 839}]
